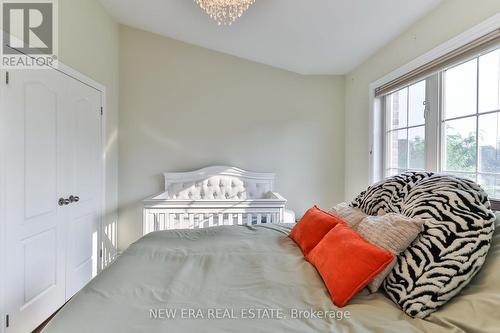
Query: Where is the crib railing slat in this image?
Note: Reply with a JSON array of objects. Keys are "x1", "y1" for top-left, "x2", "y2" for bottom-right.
[
  {"x1": 198, "y1": 213, "x2": 204, "y2": 228},
  {"x1": 161, "y1": 213, "x2": 166, "y2": 231},
  {"x1": 189, "y1": 214, "x2": 195, "y2": 229},
  {"x1": 170, "y1": 213, "x2": 176, "y2": 229},
  {"x1": 179, "y1": 214, "x2": 185, "y2": 229},
  {"x1": 153, "y1": 213, "x2": 158, "y2": 232},
  {"x1": 144, "y1": 207, "x2": 283, "y2": 233}
]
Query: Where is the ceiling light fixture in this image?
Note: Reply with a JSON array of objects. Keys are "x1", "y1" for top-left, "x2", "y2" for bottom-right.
[{"x1": 195, "y1": 0, "x2": 255, "y2": 26}]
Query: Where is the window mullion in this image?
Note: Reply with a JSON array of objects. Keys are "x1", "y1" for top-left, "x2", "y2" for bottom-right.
[
  {"x1": 405, "y1": 88, "x2": 409, "y2": 170},
  {"x1": 475, "y1": 58, "x2": 480, "y2": 183},
  {"x1": 382, "y1": 96, "x2": 388, "y2": 179},
  {"x1": 439, "y1": 71, "x2": 445, "y2": 172},
  {"x1": 438, "y1": 72, "x2": 444, "y2": 172},
  {"x1": 425, "y1": 73, "x2": 439, "y2": 172}
]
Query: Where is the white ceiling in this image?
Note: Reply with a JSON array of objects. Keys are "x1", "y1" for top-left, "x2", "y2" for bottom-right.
[{"x1": 100, "y1": 0, "x2": 442, "y2": 75}]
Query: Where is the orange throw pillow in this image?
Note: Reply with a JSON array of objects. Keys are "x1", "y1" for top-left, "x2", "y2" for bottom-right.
[
  {"x1": 289, "y1": 206, "x2": 344, "y2": 255},
  {"x1": 306, "y1": 223, "x2": 395, "y2": 307}
]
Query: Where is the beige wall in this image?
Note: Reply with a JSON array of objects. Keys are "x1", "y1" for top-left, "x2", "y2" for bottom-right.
[
  {"x1": 58, "y1": 0, "x2": 119, "y2": 235},
  {"x1": 118, "y1": 26, "x2": 345, "y2": 250},
  {"x1": 344, "y1": 0, "x2": 500, "y2": 199},
  {"x1": 57, "y1": 0, "x2": 500, "y2": 250}
]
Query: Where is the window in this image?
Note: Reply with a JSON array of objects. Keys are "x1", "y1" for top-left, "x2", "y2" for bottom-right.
[
  {"x1": 382, "y1": 47, "x2": 500, "y2": 204},
  {"x1": 384, "y1": 80, "x2": 427, "y2": 176}
]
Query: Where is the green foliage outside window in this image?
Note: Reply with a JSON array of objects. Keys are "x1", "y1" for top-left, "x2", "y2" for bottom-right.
[{"x1": 401, "y1": 124, "x2": 499, "y2": 198}]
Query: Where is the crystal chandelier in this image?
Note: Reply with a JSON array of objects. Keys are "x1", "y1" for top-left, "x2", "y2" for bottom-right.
[{"x1": 195, "y1": 0, "x2": 256, "y2": 26}]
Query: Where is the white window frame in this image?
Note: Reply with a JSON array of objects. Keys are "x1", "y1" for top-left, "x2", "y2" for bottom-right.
[
  {"x1": 381, "y1": 76, "x2": 439, "y2": 177},
  {"x1": 439, "y1": 56, "x2": 500, "y2": 183},
  {"x1": 369, "y1": 13, "x2": 500, "y2": 210}
]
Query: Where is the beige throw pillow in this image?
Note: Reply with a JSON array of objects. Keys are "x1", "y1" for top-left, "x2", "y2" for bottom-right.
[
  {"x1": 356, "y1": 213, "x2": 425, "y2": 293},
  {"x1": 328, "y1": 202, "x2": 367, "y2": 229}
]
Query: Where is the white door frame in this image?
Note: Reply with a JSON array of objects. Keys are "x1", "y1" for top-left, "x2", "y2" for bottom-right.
[{"x1": 0, "y1": 62, "x2": 107, "y2": 333}]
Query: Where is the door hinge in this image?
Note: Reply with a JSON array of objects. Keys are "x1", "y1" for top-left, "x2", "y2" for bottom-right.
[
  {"x1": 5, "y1": 71, "x2": 9, "y2": 85},
  {"x1": 5, "y1": 314, "x2": 9, "y2": 328},
  {"x1": 100, "y1": 107, "x2": 103, "y2": 116}
]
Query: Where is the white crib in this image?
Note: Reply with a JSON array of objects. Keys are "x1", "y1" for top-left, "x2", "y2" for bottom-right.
[{"x1": 143, "y1": 166, "x2": 289, "y2": 234}]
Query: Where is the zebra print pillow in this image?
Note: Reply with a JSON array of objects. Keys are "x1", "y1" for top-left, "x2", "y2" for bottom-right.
[{"x1": 352, "y1": 172, "x2": 496, "y2": 318}]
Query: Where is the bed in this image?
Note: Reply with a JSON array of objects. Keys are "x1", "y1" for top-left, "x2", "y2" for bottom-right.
[{"x1": 42, "y1": 214, "x2": 500, "y2": 333}]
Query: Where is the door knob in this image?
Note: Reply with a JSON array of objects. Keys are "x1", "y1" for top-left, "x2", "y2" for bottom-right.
[
  {"x1": 69, "y1": 195, "x2": 80, "y2": 203},
  {"x1": 58, "y1": 198, "x2": 70, "y2": 206}
]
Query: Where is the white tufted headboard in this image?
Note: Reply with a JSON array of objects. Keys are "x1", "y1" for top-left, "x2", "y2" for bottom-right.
[{"x1": 164, "y1": 166, "x2": 275, "y2": 200}]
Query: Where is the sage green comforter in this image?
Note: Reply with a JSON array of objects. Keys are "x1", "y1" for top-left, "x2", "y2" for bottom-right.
[{"x1": 43, "y1": 219, "x2": 500, "y2": 333}]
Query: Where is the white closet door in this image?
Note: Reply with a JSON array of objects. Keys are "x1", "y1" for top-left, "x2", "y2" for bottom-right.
[
  {"x1": 3, "y1": 69, "x2": 67, "y2": 333},
  {"x1": 64, "y1": 78, "x2": 102, "y2": 299},
  {"x1": 2, "y1": 68, "x2": 103, "y2": 332}
]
